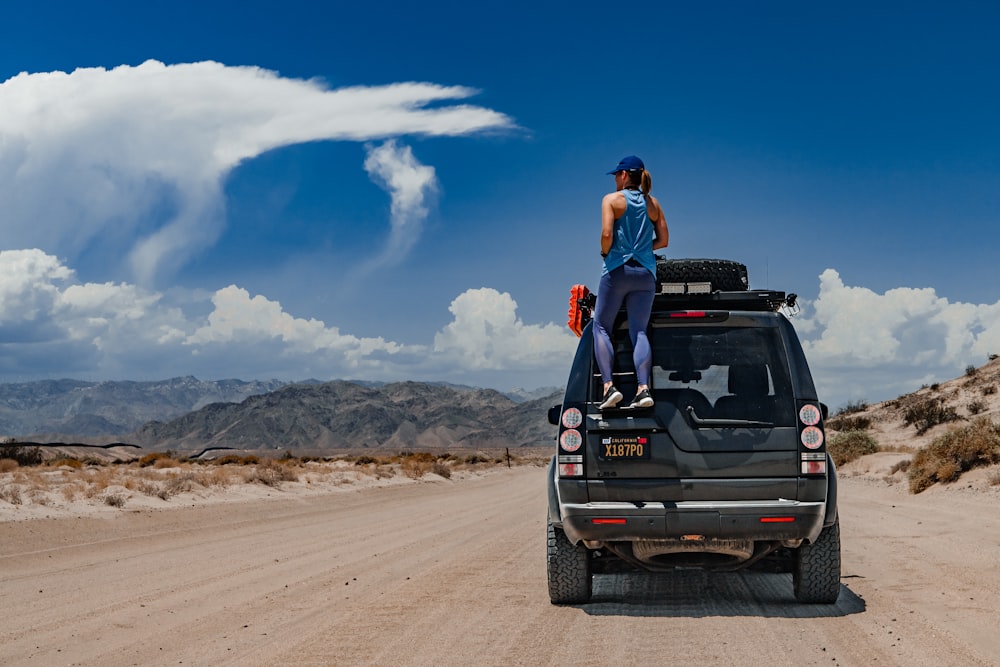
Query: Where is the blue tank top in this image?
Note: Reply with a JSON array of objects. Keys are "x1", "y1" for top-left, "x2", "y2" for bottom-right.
[{"x1": 602, "y1": 189, "x2": 655, "y2": 277}]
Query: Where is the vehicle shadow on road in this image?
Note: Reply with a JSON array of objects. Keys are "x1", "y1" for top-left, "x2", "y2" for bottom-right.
[{"x1": 581, "y1": 570, "x2": 865, "y2": 618}]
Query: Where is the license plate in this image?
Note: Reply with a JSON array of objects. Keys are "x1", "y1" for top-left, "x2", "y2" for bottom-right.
[{"x1": 598, "y1": 434, "x2": 650, "y2": 460}]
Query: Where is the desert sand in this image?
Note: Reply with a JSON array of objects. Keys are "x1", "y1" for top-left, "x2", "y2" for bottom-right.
[{"x1": 2, "y1": 454, "x2": 1000, "y2": 666}]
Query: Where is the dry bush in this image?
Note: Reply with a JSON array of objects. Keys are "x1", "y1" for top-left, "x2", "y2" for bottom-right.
[
  {"x1": 903, "y1": 397, "x2": 960, "y2": 435},
  {"x1": 104, "y1": 491, "x2": 127, "y2": 508},
  {"x1": 838, "y1": 399, "x2": 869, "y2": 415},
  {"x1": 827, "y1": 430, "x2": 879, "y2": 466},
  {"x1": 988, "y1": 470, "x2": 1000, "y2": 486},
  {"x1": 431, "y1": 461, "x2": 452, "y2": 479},
  {"x1": 246, "y1": 459, "x2": 299, "y2": 487},
  {"x1": 48, "y1": 458, "x2": 84, "y2": 469},
  {"x1": 213, "y1": 454, "x2": 260, "y2": 466},
  {"x1": 163, "y1": 472, "x2": 201, "y2": 496},
  {"x1": 967, "y1": 400, "x2": 988, "y2": 416},
  {"x1": 983, "y1": 384, "x2": 997, "y2": 396},
  {"x1": 153, "y1": 457, "x2": 184, "y2": 470},
  {"x1": 0, "y1": 444, "x2": 43, "y2": 466},
  {"x1": 0, "y1": 484, "x2": 23, "y2": 505},
  {"x1": 966, "y1": 364, "x2": 978, "y2": 377},
  {"x1": 889, "y1": 459, "x2": 911, "y2": 475},
  {"x1": 826, "y1": 414, "x2": 872, "y2": 431},
  {"x1": 400, "y1": 452, "x2": 438, "y2": 479},
  {"x1": 200, "y1": 467, "x2": 235, "y2": 488},
  {"x1": 908, "y1": 417, "x2": 1000, "y2": 493},
  {"x1": 136, "y1": 480, "x2": 162, "y2": 497},
  {"x1": 0, "y1": 459, "x2": 18, "y2": 473},
  {"x1": 62, "y1": 483, "x2": 80, "y2": 502},
  {"x1": 138, "y1": 452, "x2": 172, "y2": 467}
]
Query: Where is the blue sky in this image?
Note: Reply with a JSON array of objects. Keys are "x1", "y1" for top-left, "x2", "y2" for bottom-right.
[{"x1": 1, "y1": 1, "x2": 998, "y2": 409}]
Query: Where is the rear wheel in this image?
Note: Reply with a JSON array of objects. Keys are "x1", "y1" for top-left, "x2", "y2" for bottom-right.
[
  {"x1": 547, "y1": 522, "x2": 592, "y2": 604},
  {"x1": 655, "y1": 258, "x2": 749, "y2": 291},
  {"x1": 793, "y1": 519, "x2": 841, "y2": 603}
]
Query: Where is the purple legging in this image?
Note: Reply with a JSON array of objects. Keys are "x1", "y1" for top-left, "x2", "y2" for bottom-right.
[{"x1": 593, "y1": 263, "x2": 655, "y2": 386}]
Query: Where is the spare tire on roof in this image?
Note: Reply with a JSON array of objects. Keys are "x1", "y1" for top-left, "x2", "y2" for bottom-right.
[{"x1": 655, "y1": 258, "x2": 749, "y2": 291}]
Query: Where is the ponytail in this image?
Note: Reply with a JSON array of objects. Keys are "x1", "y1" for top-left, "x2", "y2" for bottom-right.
[{"x1": 627, "y1": 169, "x2": 653, "y2": 195}]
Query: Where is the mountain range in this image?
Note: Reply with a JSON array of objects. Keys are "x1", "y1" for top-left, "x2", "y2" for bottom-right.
[{"x1": 1, "y1": 377, "x2": 563, "y2": 452}]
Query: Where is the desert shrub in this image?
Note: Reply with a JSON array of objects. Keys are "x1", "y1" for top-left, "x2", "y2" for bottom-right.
[
  {"x1": 903, "y1": 397, "x2": 960, "y2": 434},
  {"x1": 0, "y1": 484, "x2": 23, "y2": 505},
  {"x1": 908, "y1": 417, "x2": 1000, "y2": 493},
  {"x1": 968, "y1": 400, "x2": 987, "y2": 416},
  {"x1": 400, "y1": 454, "x2": 433, "y2": 479},
  {"x1": 103, "y1": 492, "x2": 127, "y2": 508},
  {"x1": 461, "y1": 453, "x2": 489, "y2": 465},
  {"x1": 989, "y1": 353, "x2": 999, "y2": 361},
  {"x1": 136, "y1": 480, "x2": 162, "y2": 497},
  {"x1": 966, "y1": 365, "x2": 978, "y2": 377},
  {"x1": 210, "y1": 454, "x2": 260, "y2": 465},
  {"x1": 48, "y1": 458, "x2": 84, "y2": 469},
  {"x1": 827, "y1": 431, "x2": 879, "y2": 466},
  {"x1": 930, "y1": 383, "x2": 940, "y2": 391},
  {"x1": 163, "y1": 472, "x2": 200, "y2": 496},
  {"x1": 353, "y1": 455, "x2": 380, "y2": 466},
  {"x1": 0, "y1": 459, "x2": 18, "y2": 473},
  {"x1": 0, "y1": 443, "x2": 43, "y2": 467},
  {"x1": 989, "y1": 470, "x2": 1000, "y2": 486},
  {"x1": 200, "y1": 467, "x2": 235, "y2": 488},
  {"x1": 246, "y1": 459, "x2": 298, "y2": 487},
  {"x1": 431, "y1": 461, "x2": 452, "y2": 479},
  {"x1": 138, "y1": 452, "x2": 173, "y2": 468},
  {"x1": 838, "y1": 399, "x2": 869, "y2": 415},
  {"x1": 889, "y1": 459, "x2": 911, "y2": 475},
  {"x1": 983, "y1": 384, "x2": 996, "y2": 396},
  {"x1": 826, "y1": 414, "x2": 871, "y2": 431}
]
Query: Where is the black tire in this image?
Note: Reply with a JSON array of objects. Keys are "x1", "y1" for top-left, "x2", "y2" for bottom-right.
[
  {"x1": 655, "y1": 258, "x2": 749, "y2": 291},
  {"x1": 793, "y1": 519, "x2": 842, "y2": 603},
  {"x1": 547, "y1": 522, "x2": 592, "y2": 604}
]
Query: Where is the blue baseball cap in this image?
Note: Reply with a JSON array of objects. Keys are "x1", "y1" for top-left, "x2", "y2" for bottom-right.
[{"x1": 607, "y1": 155, "x2": 645, "y2": 174}]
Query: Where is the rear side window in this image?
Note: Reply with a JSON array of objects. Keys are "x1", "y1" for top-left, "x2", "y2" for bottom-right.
[{"x1": 617, "y1": 324, "x2": 796, "y2": 426}]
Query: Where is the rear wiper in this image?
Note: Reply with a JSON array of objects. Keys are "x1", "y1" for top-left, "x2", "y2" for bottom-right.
[{"x1": 686, "y1": 405, "x2": 774, "y2": 429}]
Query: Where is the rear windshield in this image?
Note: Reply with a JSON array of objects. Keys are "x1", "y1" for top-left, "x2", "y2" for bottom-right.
[{"x1": 602, "y1": 324, "x2": 796, "y2": 426}]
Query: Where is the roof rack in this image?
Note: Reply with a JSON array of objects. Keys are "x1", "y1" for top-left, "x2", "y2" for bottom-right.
[
  {"x1": 567, "y1": 285, "x2": 797, "y2": 337},
  {"x1": 651, "y1": 288, "x2": 794, "y2": 313}
]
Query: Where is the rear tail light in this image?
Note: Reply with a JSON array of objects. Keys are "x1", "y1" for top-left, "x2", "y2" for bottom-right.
[
  {"x1": 801, "y1": 460, "x2": 827, "y2": 475},
  {"x1": 559, "y1": 429, "x2": 582, "y2": 452},
  {"x1": 798, "y1": 404, "x2": 821, "y2": 426},
  {"x1": 592, "y1": 518, "x2": 627, "y2": 525},
  {"x1": 561, "y1": 407, "x2": 583, "y2": 429},
  {"x1": 801, "y1": 452, "x2": 826, "y2": 475},
  {"x1": 800, "y1": 426, "x2": 824, "y2": 449},
  {"x1": 559, "y1": 463, "x2": 583, "y2": 477}
]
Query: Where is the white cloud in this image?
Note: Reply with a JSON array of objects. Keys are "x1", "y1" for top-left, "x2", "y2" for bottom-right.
[
  {"x1": 186, "y1": 285, "x2": 417, "y2": 369},
  {"x1": 0, "y1": 60, "x2": 514, "y2": 284},
  {"x1": 433, "y1": 288, "x2": 578, "y2": 370},
  {"x1": 796, "y1": 268, "x2": 1000, "y2": 407},
  {"x1": 0, "y1": 250, "x2": 574, "y2": 383},
  {"x1": 362, "y1": 140, "x2": 438, "y2": 266}
]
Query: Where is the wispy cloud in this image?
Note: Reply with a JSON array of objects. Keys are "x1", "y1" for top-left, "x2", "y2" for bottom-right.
[
  {"x1": 361, "y1": 140, "x2": 438, "y2": 268},
  {"x1": 0, "y1": 60, "x2": 514, "y2": 285}
]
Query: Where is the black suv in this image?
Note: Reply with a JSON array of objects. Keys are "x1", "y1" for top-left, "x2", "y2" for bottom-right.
[{"x1": 547, "y1": 258, "x2": 840, "y2": 604}]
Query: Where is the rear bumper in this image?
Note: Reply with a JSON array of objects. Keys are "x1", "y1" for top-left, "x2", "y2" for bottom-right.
[{"x1": 558, "y1": 498, "x2": 826, "y2": 546}]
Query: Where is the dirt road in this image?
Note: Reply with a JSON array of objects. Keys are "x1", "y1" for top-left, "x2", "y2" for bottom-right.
[{"x1": 2, "y1": 466, "x2": 999, "y2": 666}]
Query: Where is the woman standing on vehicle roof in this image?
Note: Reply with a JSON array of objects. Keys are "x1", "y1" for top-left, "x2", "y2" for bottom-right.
[{"x1": 594, "y1": 155, "x2": 669, "y2": 410}]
